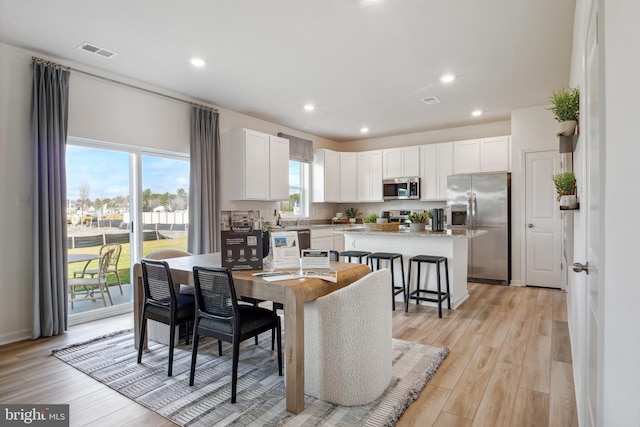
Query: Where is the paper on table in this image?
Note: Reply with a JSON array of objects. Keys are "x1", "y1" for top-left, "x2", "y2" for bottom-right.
[{"x1": 251, "y1": 269, "x2": 338, "y2": 283}]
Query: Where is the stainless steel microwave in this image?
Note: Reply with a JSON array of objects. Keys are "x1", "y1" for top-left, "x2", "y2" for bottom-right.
[{"x1": 383, "y1": 177, "x2": 420, "y2": 200}]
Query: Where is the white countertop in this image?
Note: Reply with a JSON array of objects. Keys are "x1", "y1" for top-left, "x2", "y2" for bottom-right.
[{"x1": 340, "y1": 228, "x2": 487, "y2": 239}]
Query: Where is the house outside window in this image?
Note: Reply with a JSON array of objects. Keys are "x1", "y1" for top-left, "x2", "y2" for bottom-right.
[{"x1": 280, "y1": 160, "x2": 309, "y2": 217}]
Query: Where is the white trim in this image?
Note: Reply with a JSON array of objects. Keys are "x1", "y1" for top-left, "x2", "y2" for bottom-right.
[
  {"x1": 68, "y1": 303, "x2": 133, "y2": 327},
  {"x1": 0, "y1": 329, "x2": 31, "y2": 346},
  {"x1": 519, "y1": 148, "x2": 565, "y2": 289}
]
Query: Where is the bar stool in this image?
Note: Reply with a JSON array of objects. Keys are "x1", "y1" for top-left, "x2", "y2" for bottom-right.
[
  {"x1": 405, "y1": 255, "x2": 451, "y2": 318},
  {"x1": 368, "y1": 252, "x2": 406, "y2": 310},
  {"x1": 339, "y1": 250, "x2": 371, "y2": 264}
]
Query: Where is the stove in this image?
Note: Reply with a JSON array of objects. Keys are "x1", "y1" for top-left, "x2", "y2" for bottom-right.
[{"x1": 389, "y1": 210, "x2": 411, "y2": 228}]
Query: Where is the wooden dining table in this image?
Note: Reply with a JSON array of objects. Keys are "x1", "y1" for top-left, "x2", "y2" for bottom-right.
[{"x1": 132, "y1": 253, "x2": 370, "y2": 414}]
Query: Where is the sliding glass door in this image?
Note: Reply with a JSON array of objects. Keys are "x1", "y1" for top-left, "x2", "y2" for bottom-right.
[{"x1": 66, "y1": 138, "x2": 189, "y2": 324}]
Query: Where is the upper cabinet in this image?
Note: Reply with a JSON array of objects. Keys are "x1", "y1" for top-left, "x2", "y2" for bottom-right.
[
  {"x1": 382, "y1": 146, "x2": 420, "y2": 178},
  {"x1": 312, "y1": 149, "x2": 340, "y2": 202},
  {"x1": 452, "y1": 139, "x2": 481, "y2": 174},
  {"x1": 357, "y1": 150, "x2": 383, "y2": 202},
  {"x1": 479, "y1": 136, "x2": 511, "y2": 172},
  {"x1": 224, "y1": 129, "x2": 290, "y2": 201},
  {"x1": 420, "y1": 142, "x2": 452, "y2": 201},
  {"x1": 453, "y1": 136, "x2": 510, "y2": 174},
  {"x1": 339, "y1": 152, "x2": 358, "y2": 202}
]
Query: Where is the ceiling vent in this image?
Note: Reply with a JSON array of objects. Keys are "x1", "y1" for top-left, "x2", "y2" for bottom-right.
[
  {"x1": 77, "y1": 42, "x2": 117, "y2": 59},
  {"x1": 422, "y1": 96, "x2": 441, "y2": 105}
]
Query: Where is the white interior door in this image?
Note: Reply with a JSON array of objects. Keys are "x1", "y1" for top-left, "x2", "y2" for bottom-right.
[
  {"x1": 577, "y1": 5, "x2": 603, "y2": 426},
  {"x1": 524, "y1": 150, "x2": 562, "y2": 288}
]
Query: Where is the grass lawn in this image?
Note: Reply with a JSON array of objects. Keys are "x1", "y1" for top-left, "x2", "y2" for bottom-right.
[{"x1": 68, "y1": 237, "x2": 188, "y2": 285}]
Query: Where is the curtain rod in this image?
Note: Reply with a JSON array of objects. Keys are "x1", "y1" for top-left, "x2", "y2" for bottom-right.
[{"x1": 31, "y1": 56, "x2": 219, "y2": 113}]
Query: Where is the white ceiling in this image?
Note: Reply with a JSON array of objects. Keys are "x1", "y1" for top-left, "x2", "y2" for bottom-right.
[{"x1": 0, "y1": 0, "x2": 576, "y2": 142}]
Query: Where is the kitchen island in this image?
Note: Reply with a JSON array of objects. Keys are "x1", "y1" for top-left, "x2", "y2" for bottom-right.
[{"x1": 342, "y1": 228, "x2": 487, "y2": 309}]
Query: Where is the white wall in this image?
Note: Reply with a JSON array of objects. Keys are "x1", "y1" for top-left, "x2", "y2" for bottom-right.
[
  {"x1": 601, "y1": 0, "x2": 640, "y2": 424},
  {"x1": 565, "y1": 0, "x2": 640, "y2": 425},
  {"x1": 510, "y1": 106, "x2": 563, "y2": 285},
  {"x1": 341, "y1": 121, "x2": 511, "y2": 151}
]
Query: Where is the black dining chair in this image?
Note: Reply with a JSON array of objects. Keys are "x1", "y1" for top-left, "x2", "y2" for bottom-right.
[
  {"x1": 189, "y1": 266, "x2": 283, "y2": 403},
  {"x1": 137, "y1": 258, "x2": 196, "y2": 377}
]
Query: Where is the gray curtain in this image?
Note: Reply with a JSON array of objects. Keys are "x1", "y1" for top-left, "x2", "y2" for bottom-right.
[
  {"x1": 188, "y1": 107, "x2": 219, "y2": 254},
  {"x1": 31, "y1": 60, "x2": 70, "y2": 338}
]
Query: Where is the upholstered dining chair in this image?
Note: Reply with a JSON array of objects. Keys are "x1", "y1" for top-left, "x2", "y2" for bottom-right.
[
  {"x1": 137, "y1": 258, "x2": 196, "y2": 376},
  {"x1": 304, "y1": 268, "x2": 392, "y2": 406},
  {"x1": 73, "y1": 243, "x2": 123, "y2": 294},
  {"x1": 189, "y1": 266, "x2": 283, "y2": 403},
  {"x1": 68, "y1": 247, "x2": 115, "y2": 309}
]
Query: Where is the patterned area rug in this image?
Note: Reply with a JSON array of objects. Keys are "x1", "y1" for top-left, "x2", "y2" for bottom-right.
[{"x1": 52, "y1": 330, "x2": 448, "y2": 426}]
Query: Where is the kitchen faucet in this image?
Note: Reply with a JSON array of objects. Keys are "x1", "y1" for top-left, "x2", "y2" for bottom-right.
[{"x1": 296, "y1": 217, "x2": 308, "y2": 226}]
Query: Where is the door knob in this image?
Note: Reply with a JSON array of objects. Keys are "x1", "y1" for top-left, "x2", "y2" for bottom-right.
[
  {"x1": 572, "y1": 262, "x2": 590, "y2": 274},
  {"x1": 527, "y1": 223, "x2": 534, "y2": 228}
]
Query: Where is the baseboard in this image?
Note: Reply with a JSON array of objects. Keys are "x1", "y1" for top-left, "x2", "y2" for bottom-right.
[
  {"x1": 0, "y1": 328, "x2": 32, "y2": 346},
  {"x1": 510, "y1": 279, "x2": 523, "y2": 286}
]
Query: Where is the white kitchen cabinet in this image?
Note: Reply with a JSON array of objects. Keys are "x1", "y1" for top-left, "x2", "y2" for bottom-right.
[
  {"x1": 224, "y1": 128, "x2": 290, "y2": 201},
  {"x1": 420, "y1": 142, "x2": 452, "y2": 201},
  {"x1": 420, "y1": 145, "x2": 437, "y2": 200},
  {"x1": 453, "y1": 139, "x2": 481, "y2": 174},
  {"x1": 479, "y1": 136, "x2": 510, "y2": 172},
  {"x1": 453, "y1": 136, "x2": 511, "y2": 174},
  {"x1": 312, "y1": 149, "x2": 340, "y2": 202},
  {"x1": 269, "y1": 135, "x2": 291, "y2": 200},
  {"x1": 436, "y1": 143, "x2": 453, "y2": 199},
  {"x1": 357, "y1": 150, "x2": 383, "y2": 202},
  {"x1": 310, "y1": 228, "x2": 334, "y2": 251},
  {"x1": 333, "y1": 232, "x2": 345, "y2": 252},
  {"x1": 339, "y1": 152, "x2": 358, "y2": 202},
  {"x1": 382, "y1": 146, "x2": 420, "y2": 178}
]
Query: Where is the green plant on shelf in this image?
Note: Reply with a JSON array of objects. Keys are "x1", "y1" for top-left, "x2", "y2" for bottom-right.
[
  {"x1": 547, "y1": 87, "x2": 580, "y2": 122},
  {"x1": 551, "y1": 172, "x2": 576, "y2": 201}
]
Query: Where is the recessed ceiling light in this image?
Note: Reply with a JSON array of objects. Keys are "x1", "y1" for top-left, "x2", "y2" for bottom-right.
[
  {"x1": 190, "y1": 57, "x2": 206, "y2": 67},
  {"x1": 304, "y1": 104, "x2": 315, "y2": 111},
  {"x1": 472, "y1": 110, "x2": 483, "y2": 117},
  {"x1": 440, "y1": 74, "x2": 456, "y2": 83},
  {"x1": 360, "y1": 127, "x2": 369, "y2": 133}
]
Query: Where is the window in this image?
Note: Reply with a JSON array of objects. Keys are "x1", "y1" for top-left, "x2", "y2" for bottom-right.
[
  {"x1": 65, "y1": 138, "x2": 189, "y2": 324},
  {"x1": 280, "y1": 160, "x2": 309, "y2": 217}
]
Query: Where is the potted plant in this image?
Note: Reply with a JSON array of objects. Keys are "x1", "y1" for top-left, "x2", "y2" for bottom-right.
[
  {"x1": 552, "y1": 172, "x2": 577, "y2": 208},
  {"x1": 407, "y1": 211, "x2": 427, "y2": 232},
  {"x1": 363, "y1": 213, "x2": 379, "y2": 223},
  {"x1": 548, "y1": 87, "x2": 580, "y2": 136},
  {"x1": 344, "y1": 207, "x2": 360, "y2": 223}
]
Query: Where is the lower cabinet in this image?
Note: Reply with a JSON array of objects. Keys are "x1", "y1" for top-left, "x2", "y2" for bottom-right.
[
  {"x1": 310, "y1": 228, "x2": 334, "y2": 251},
  {"x1": 310, "y1": 227, "x2": 343, "y2": 252}
]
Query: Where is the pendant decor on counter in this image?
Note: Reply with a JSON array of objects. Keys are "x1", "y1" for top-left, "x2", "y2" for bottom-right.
[{"x1": 431, "y1": 208, "x2": 445, "y2": 232}]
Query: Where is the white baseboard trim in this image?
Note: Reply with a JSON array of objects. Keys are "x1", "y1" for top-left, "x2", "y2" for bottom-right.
[
  {"x1": 0, "y1": 328, "x2": 32, "y2": 346},
  {"x1": 510, "y1": 280, "x2": 523, "y2": 286}
]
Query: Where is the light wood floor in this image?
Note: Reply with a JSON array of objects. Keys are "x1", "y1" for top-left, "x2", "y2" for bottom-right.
[{"x1": 0, "y1": 282, "x2": 577, "y2": 426}]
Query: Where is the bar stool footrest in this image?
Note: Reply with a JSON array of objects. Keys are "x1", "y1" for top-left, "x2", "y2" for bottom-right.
[{"x1": 408, "y1": 289, "x2": 449, "y2": 303}]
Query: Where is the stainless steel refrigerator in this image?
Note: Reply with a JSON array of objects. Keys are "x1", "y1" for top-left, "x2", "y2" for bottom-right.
[{"x1": 447, "y1": 172, "x2": 511, "y2": 285}]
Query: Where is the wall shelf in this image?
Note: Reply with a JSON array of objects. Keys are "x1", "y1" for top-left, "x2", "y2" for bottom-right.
[
  {"x1": 560, "y1": 203, "x2": 580, "y2": 210},
  {"x1": 559, "y1": 134, "x2": 578, "y2": 153}
]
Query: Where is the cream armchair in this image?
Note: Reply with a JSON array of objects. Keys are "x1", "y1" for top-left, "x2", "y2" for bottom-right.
[{"x1": 304, "y1": 268, "x2": 392, "y2": 406}]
